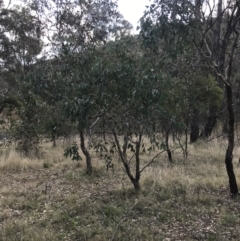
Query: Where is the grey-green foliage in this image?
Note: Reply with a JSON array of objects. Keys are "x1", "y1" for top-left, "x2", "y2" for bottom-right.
[
  {"x1": 0, "y1": 1, "x2": 42, "y2": 105},
  {"x1": 89, "y1": 36, "x2": 170, "y2": 189},
  {"x1": 12, "y1": 87, "x2": 48, "y2": 156},
  {"x1": 139, "y1": 0, "x2": 197, "y2": 57},
  {"x1": 15, "y1": 0, "x2": 132, "y2": 169},
  {"x1": 64, "y1": 143, "x2": 82, "y2": 161},
  {"x1": 0, "y1": 5, "x2": 42, "y2": 74},
  {"x1": 139, "y1": 0, "x2": 223, "y2": 133}
]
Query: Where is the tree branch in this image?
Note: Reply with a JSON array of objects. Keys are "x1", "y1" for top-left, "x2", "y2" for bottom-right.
[{"x1": 139, "y1": 149, "x2": 166, "y2": 174}]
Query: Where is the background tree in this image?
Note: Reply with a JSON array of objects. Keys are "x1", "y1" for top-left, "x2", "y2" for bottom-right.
[
  {"x1": 198, "y1": 0, "x2": 240, "y2": 196},
  {"x1": 0, "y1": 1, "x2": 43, "y2": 149},
  {"x1": 139, "y1": 0, "x2": 240, "y2": 196}
]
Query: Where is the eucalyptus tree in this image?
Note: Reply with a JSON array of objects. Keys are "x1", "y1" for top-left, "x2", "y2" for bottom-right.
[
  {"x1": 97, "y1": 34, "x2": 221, "y2": 188},
  {"x1": 0, "y1": 1, "x2": 42, "y2": 99},
  {"x1": 0, "y1": 1, "x2": 43, "y2": 151},
  {"x1": 197, "y1": 0, "x2": 240, "y2": 196},
  {"x1": 55, "y1": 0, "x2": 131, "y2": 175},
  {"x1": 90, "y1": 35, "x2": 178, "y2": 190},
  {"x1": 19, "y1": 0, "x2": 131, "y2": 173},
  {"x1": 0, "y1": 4, "x2": 42, "y2": 74},
  {"x1": 139, "y1": 0, "x2": 223, "y2": 147},
  {"x1": 139, "y1": 0, "x2": 240, "y2": 196},
  {"x1": 23, "y1": 0, "x2": 131, "y2": 56}
]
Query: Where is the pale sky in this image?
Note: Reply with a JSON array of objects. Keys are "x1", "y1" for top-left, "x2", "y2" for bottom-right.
[
  {"x1": 117, "y1": 0, "x2": 151, "y2": 32},
  {"x1": 4, "y1": 0, "x2": 150, "y2": 30},
  {"x1": 3, "y1": 0, "x2": 151, "y2": 33},
  {"x1": 3, "y1": 0, "x2": 222, "y2": 32}
]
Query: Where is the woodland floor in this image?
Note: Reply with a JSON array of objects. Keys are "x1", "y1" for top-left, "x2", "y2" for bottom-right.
[{"x1": 1, "y1": 139, "x2": 240, "y2": 241}]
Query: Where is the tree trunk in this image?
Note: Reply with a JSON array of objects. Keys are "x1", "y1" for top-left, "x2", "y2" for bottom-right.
[
  {"x1": 53, "y1": 138, "x2": 56, "y2": 147},
  {"x1": 135, "y1": 140, "x2": 141, "y2": 191},
  {"x1": 184, "y1": 120, "x2": 189, "y2": 158},
  {"x1": 190, "y1": 109, "x2": 199, "y2": 143},
  {"x1": 79, "y1": 128, "x2": 92, "y2": 175},
  {"x1": 200, "y1": 0, "x2": 223, "y2": 139},
  {"x1": 132, "y1": 180, "x2": 141, "y2": 191},
  {"x1": 191, "y1": 0, "x2": 201, "y2": 143},
  {"x1": 0, "y1": 100, "x2": 7, "y2": 114},
  {"x1": 225, "y1": 85, "x2": 238, "y2": 197},
  {"x1": 215, "y1": 0, "x2": 222, "y2": 51},
  {"x1": 112, "y1": 130, "x2": 141, "y2": 191},
  {"x1": 0, "y1": 105, "x2": 4, "y2": 114},
  {"x1": 165, "y1": 129, "x2": 172, "y2": 162},
  {"x1": 201, "y1": 107, "x2": 217, "y2": 138},
  {"x1": 194, "y1": 0, "x2": 201, "y2": 21},
  {"x1": 198, "y1": 0, "x2": 240, "y2": 196},
  {"x1": 52, "y1": 131, "x2": 57, "y2": 147}
]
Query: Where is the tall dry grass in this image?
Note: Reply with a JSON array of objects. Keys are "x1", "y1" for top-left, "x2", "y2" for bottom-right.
[{"x1": 1, "y1": 137, "x2": 240, "y2": 241}]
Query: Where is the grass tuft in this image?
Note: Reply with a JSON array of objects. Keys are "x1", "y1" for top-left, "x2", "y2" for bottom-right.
[{"x1": 1, "y1": 138, "x2": 240, "y2": 240}]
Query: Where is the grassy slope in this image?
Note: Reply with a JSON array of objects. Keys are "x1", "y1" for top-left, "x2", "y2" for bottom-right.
[{"x1": 1, "y1": 140, "x2": 240, "y2": 241}]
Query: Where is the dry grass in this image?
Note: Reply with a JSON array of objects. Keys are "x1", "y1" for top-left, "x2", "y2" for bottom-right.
[
  {"x1": 1, "y1": 139, "x2": 240, "y2": 241},
  {"x1": 0, "y1": 149, "x2": 41, "y2": 172}
]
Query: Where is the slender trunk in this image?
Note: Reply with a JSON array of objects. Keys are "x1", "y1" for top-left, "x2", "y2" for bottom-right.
[
  {"x1": 52, "y1": 132, "x2": 56, "y2": 147},
  {"x1": 211, "y1": 0, "x2": 223, "y2": 60},
  {"x1": 172, "y1": 131, "x2": 175, "y2": 143},
  {"x1": 112, "y1": 130, "x2": 141, "y2": 190},
  {"x1": 191, "y1": 0, "x2": 201, "y2": 143},
  {"x1": 201, "y1": 108, "x2": 217, "y2": 138},
  {"x1": 184, "y1": 120, "x2": 188, "y2": 158},
  {"x1": 225, "y1": 85, "x2": 238, "y2": 197},
  {"x1": 194, "y1": 0, "x2": 201, "y2": 21},
  {"x1": 190, "y1": 109, "x2": 199, "y2": 143},
  {"x1": 132, "y1": 180, "x2": 141, "y2": 190},
  {"x1": 79, "y1": 128, "x2": 92, "y2": 175},
  {"x1": 0, "y1": 105, "x2": 4, "y2": 114},
  {"x1": 201, "y1": 0, "x2": 223, "y2": 139},
  {"x1": 166, "y1": 129, "x2": 172, "y2": 162},
  {"x1": 53, "y1": 138, "x2": 56, "y2": 147},
  {"x1": 215, "y1": 0, "x2": 222, "y2": 54},
  {"x1": 135, "y1": 135, "x2": 142, "y2": 191},
  {"x1": 218, "y1": 4, "x2": 240, "y2": 196},
  {"x1": 235, "y1": 85, "x2": 240, "y2": 144},
  {"x1": 102, "y1": 115, "x2": 106, "y2": 141},
  {"x1": 200, "y1": 0, "x2": 240, "y2": 196},
  {"x1": 0, "y1": 99, "x2": 7, "y2": 114}
]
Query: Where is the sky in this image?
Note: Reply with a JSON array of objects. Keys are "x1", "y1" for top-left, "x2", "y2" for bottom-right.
[
  {"x1": 2, "y1": 0, "x2": 223, "y2": 32},
  {"x1": 3, "y1": 0, "x2": 150, "y2": 31},
  {"x1": 117, "y1": 0, "x2": 151, "y2": 32}
]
